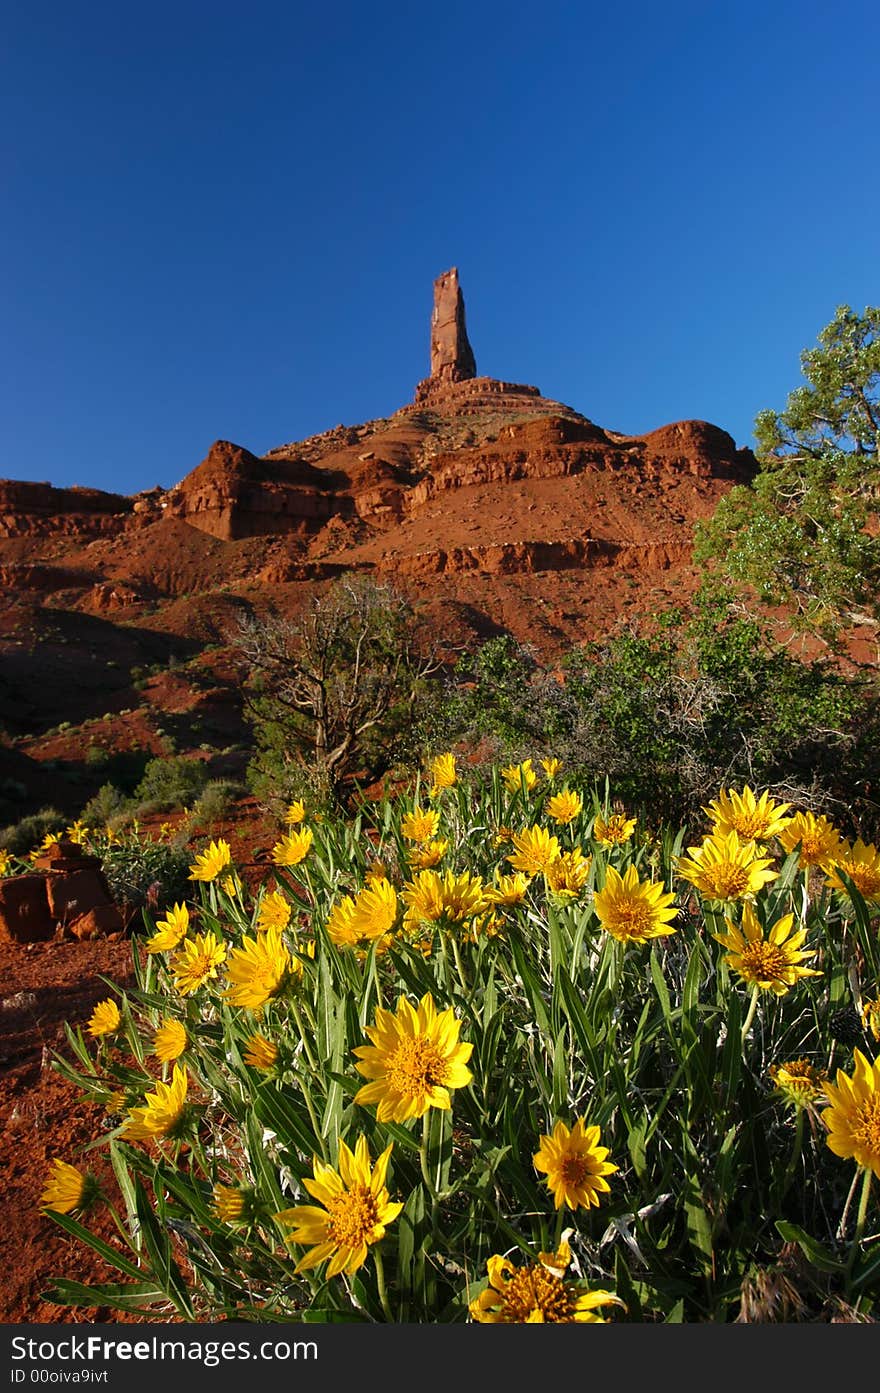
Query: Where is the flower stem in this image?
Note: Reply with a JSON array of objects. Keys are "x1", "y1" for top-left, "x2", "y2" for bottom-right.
[
  {"x1": 419, "y1": 1112, "x2": 438, "y2": 1200},
  {"x1": 845, "y1": 1167, "x2": 873, "y2": 1292},
  {"x1": 373, "y1": 1245, "x2": 395, "y2": 1323},
  {"x1": 741, "y1": 985, "x2": 760, "y2": 1044}
]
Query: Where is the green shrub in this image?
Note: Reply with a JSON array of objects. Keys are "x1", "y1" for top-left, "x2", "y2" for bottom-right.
[
  {"x1": 132, "y1": 755, "x2": 210, "y2": 815},
  {"x1": 0, "y1": 807, "x2": 66, "y2": 855},
  {"x1": 98, "y1": 836, "x2": 194, "y2": 918},
  {"x1": 80, "y1": 783, "x2": 132, "y2": 827},
  {"x1": 189, "y1": 779, "x2": 244, "y2": 825}
]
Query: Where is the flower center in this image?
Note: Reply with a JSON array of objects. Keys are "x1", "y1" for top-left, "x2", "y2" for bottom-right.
[
  {"x1": 850, "y1": 1097, "x2": 880, "y2": 1153},
  {"x1": 847, "y1": 865, "x2": 880, "y2": 898},
  {"x1": 740, "y1": 942, "x2": 788, "y2": 981},
  {"x1": 560, "y1": 1154, "x2": 593, "y2": 1187},
  {"x1": 731, "y1": 813, "x2": 767, "y2": 839},
  {"x1": 711, "y1": 864, "x2": 751, "y2": 898},
  {"x1": 325, "y1": 1184, "x2": 379, "y2": 1249},
  {"x1": 501, "y1": 1266, "x2": 575, "y2": 1322},
  {"x1": 387, "y1": 1037, "x2": 449, "y2": 1100},
  {"x1": 607, "y1": 900, "x2": 654, "y2": 939}
]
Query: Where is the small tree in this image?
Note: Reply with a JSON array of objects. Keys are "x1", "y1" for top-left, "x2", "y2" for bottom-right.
[
  {"x1": 236, "y1": 576, "x2": 440, "y2": 807},
  {"x1": 695, "y1": 304, "x2": 880, "y2": 649}
]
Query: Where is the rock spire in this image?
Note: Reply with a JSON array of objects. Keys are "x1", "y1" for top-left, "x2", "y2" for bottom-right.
[{"x1": 429, "y1": 267, "x2": 477, "y2": 384}]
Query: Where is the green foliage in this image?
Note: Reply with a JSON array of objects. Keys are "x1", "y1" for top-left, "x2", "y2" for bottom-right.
[
  {"x1": 190, "y1": 779, "x2": 245, "y2": 825},
  {"x1": 80, "y1": 783, "x2": 131, "y2": 827},
  {"x1": 47, "y1": 769, "x2": 879, "y2": 1323},
  {"x1": 695, "y1": 305, "x2": 880, "y2": 643},
  {"x1": 132, "y1": 755, "x2": 210, "y2": 815},
  {"x1": 96, "y1": 833, "x2": 193, "y2": 918},
  {"x1": 440, "y1": 609, "x2": 880, "y2": 834},
  {"x1": 237, "y1": 577, "x2": 438, "y2": 808},
  {"x1": 0, "y1": 806, "x2": 66, "y2": 855}
]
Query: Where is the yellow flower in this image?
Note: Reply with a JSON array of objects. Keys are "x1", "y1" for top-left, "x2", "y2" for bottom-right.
[
  {"x1": 533, "y1": 1118, "x2": 618, "y2": 1210},
  {"x1": 256, "y1": 889, "x2": 292, "y2": 933},
  {"x1": 221, "y1": 874, "x2": 238, "y2": 897},
  {"x1": 545, "y1": 847, "x2": 592, "y2": 901},
  {"x1": 714, "y1": 904, "x2": 821, "y2": 995},
  {"x1": 189, "y1": 839, "x2": 232, "y2": 882},
  {"x1": 501, "y1": 759, "x2": 537, "y2": 793},
  {"x1": 469, "y1": 1239, "x2": 623, "y2": 1323},
  {"x1": 87, "y1": 998, "x2": 121, "y2": 1038},
  {"x1": 703, "y1": 786, "x2": 792, "y2": 843},
  {"x1": 0, "y1": 848, "x2": 13, "y2": 876},
  {"x1": 40, "y1": 1159, "x2": 96, "y2": 1215},
  {"x1": 400, "y1": 805, "x2": 441, "y2": 843},
  {"x1": 152, "y1": 1019, "x2": 188, "y2": 1063},
  {"x1": 274, "y1": 1136, "x2": 403, "y2": 1278},
  {"x1": 484, "y1": 872, "x2": 532, "y2": 906},
  {"x1": 145, "y1": 902, "x2": 190, "y2": 954},
  {"x1": 428, "y1": 752, "x2": 457, "y2": 794},
  {"x1": 326, "y1": 878, "x2": 398, "y2": 950},
  {"x1": 593, "y1": 865, "x2": 677, "y2": 944},
  {"x1": 778, "y1": 811, "x2": 845, "y2": 869},
  {"x1": 225, "y1": 927, "x2": 291, "y2": 1011},
  {"x1": 271, "y1": 828, "x2": 313, "y2": 867},
  {"x1": 353, "y1": 993, "x2": 473, "y2": 1123},
  {"x1": 676, "y1": 830, "x2": 777, "y2": 902},
  {"x1": 243, "y1": 1032, "x2": 278, "y2": 1071},
  {"x1": 213, "y1": 1184, "x2": 250, "y2": 1225},
  {"x1": 402, "y1": 869, "x2": 488, "y2": 930},
  {"x1": 407, "y1": 839, "x2": 449, "y2": 870},
  {"x1": 123, "y1": 1064, "x2": 189, "y2": 1141},
  {"x1": 65, "y1": 820, "x2": 89, "y2": 845},
  {"x1": 770, "y1": 1059, "x2": 828, "y2": 1110},
  {"x1": 285, "y1": 800, "x2": 306, "y2": 825},
  {"x1": 821, "y1": 1049, "x2": 880, "y2": 1178},
  {"x1": 592, "y1": 811, "x2": 637, "y2": 847},
  {"x1": 541, "y1": 758, "x2": 563, "y2": 781},
  {"x1": 170, "y1": 931, "x2": 227, "y2": 996},
  {"x1": 862, "y1": 999, "x2": 880, "y2": 1043},
  {"x1": 546, "y1": 789, "x2": 583, "y2": 824},
  {"x1": 825, "y1": 839, "x2": 880, "y2": 904},
  {"x1": 507, "y1": 825, "x2": 562, "y2": 877}
]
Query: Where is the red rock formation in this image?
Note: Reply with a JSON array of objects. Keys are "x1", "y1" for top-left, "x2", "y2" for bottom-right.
[{"x1": 0, "y1": 841, "x2": 124, "y2": 944}]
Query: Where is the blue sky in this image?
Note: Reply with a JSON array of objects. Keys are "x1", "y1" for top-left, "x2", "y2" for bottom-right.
[{"x1": 3, "y1": 1, "x2": 877, "y2": 494}]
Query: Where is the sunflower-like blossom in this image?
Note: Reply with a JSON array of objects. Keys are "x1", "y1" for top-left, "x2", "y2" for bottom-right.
[
  {"x1": 87, "y1": 998, "x2": 121, "y2": 1038},
  {"x1": 825, "y1": 839, "x2": 880, "y2": 904},
  {"x1": 507, "y1": 825, "x2": 562, "y2": 877},
  {"x1": 285, "y1": 800, "x2": 306, "y2": 825},
  {"x1": 225, "y1": 926, "x2": 291, "y2": 1011},
  {"x1": 546, "y1": 789, "x2": 583, "y2": 825},
  {"x1": 401, "y1": 868, "x2": 489, "y2": 932},
  {"x1": 145, "y1": 902, "x2": 190, "y2": 954},
  {"x1": 501, "y1": 759, "x2": 537, "y2": 793},
  {"x1": 40, "y1": 1159, "x2": 99, "y2": 1215},
  {"x1": 592, "y1": 812, "x2": 637, "y2": 847},
  {"x1": 326, "y1": 877, "x2": 398, "y2": 951},
  {"x1": 593, "y1": 865, "x2": 677, "y2": 944},
  {"x1": 713, "y1": 904, "x2": 821, "y2": 995},
  {"x1": 400, "y1": 805, "x2": 441, "y2": 843},
  {"x1": 545, "y1": 848, "x2": 592, "y2": 901},
  {"x1": 255, "y1": 889, "x2": 292, "y2": 933},
  {"x1": 533, "y1": 1119, "x2": 618, "y2": 1210},
  {"x1": 777, "y1": 812, "x2": 845, "y2": 869},
  {"x1": 428, "y1": 753, "x2": 457, "y2": 795},
  {"x1": 703, "y1": 786, "x2": 792, "y2": 842},
  {"x1": 274, "y1": 1137, "x2": 403, "y2": 1277},
  {"x1": 407, "y1": 839, "x2": 449, "y2": 870},
  {"x1": 821, "y1": 1049, "x2": 880, "y2": 1178},
  {"x1": 469, "y1": 1239, "x2": 623, "y2": 1323},
  {"x1": 353, "y1": 993, "x2": 473, "y2": 1122},
  {"x1": 484, "y1": 872, "x2": 532, "y2": 906},
  {"x1": 242, "y1": 1032, "x2": 278, "y2": 1071},
  {"x1": 769, "y1": 1059, "x2": 827, "y2": 1110},
  {"x1": 541, "y1": 758, "x2": 562, "y2": 781},
  {"x1": 189, "y1": 839, "x2": 232, "y2": 882},
  {"x1": 152, "y1": 1018, "x2": 188, "y2": 1063},
  {"x1": 170, "y1": 931, "x2": 226, "y2": 996},
  {"x1": 270, "y1": 828, "x2": 313, "y2": 867},
  {"x1": 123, "y1": 1064, "x2": 189, "y2": 1141},
  {"x1": 676, "y1": 830, "x2": 777, "y2": 902}
]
